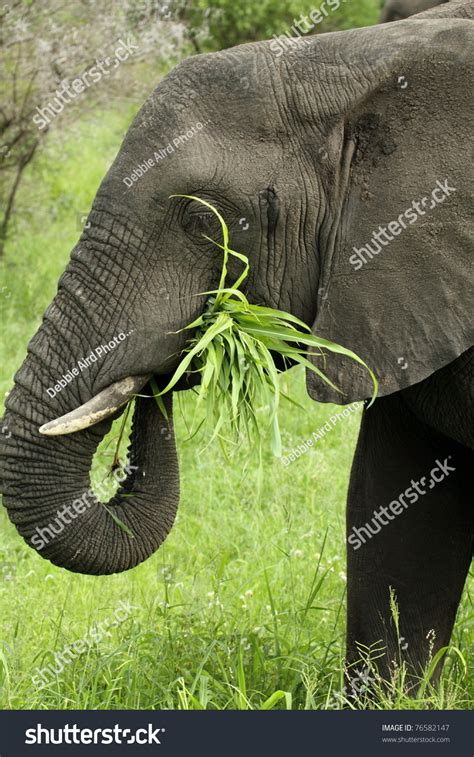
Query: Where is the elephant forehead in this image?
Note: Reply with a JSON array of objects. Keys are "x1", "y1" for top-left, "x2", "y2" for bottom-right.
[
  {"x1": 137, "y1": 44, "x2": 295, "y2": 139},
  {"x1": 109, "y1": 133, "x2": 284, "y2": 210},
  {"x1": 105, "y1": 114, "x2": 304, "y2": 216}
]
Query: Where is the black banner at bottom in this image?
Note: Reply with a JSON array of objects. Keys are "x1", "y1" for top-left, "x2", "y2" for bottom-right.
[{"x1": 0, "y1": 710, "x2": 472, "y2": 756}]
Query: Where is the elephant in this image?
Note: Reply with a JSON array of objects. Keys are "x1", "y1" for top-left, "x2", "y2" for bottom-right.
[
  {"x1": 380, "y1": 0, "x2": 449, "y2": 23},
  {"x1": 1, "y1": 0, "x2": 472, "y2": 688}
]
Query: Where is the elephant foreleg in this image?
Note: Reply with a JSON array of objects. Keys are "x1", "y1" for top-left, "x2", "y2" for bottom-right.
[{"x1": 345, "y1": 392, "x2": 473, "y2": 690}]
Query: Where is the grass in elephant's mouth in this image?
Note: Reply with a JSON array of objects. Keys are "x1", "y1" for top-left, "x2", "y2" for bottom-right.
[{"x1": 148, "y1": 196, "x2": 378, "y2": 457}]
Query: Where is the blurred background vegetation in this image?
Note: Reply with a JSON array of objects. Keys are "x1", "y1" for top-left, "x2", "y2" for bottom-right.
[{"x1": 0, "y1": 0, "x2": 382, "y2": 253}]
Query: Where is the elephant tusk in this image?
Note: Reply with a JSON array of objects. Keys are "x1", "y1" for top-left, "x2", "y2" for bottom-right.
[{"x1": 39, "y1": 374, "x2": 152, "y2": 436}]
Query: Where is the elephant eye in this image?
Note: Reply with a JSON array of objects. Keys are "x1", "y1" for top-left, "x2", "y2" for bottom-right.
[{"x1": 183, "y1": 210, "x2": 220, "y2": 239}]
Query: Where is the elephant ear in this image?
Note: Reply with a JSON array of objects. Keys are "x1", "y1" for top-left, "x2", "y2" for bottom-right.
[{"x1": 306, "y1": 7, "x2": 473, "y2": 405}]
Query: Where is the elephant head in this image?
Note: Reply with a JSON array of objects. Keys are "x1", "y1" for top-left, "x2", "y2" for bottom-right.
[
  {"x1": 1, "y1": 0, "x2": 472, "y2": 575},
  {"x1": 379, "y1": 0, "x2": 449, "y2": 23}
]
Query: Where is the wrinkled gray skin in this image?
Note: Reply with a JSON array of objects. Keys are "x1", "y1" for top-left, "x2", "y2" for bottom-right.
[
  {"x1": 1, "y1": 0, "x2": 473, "y2": 683},
  {"x1": 380, "y1": 0, "x2": 449, "y2": 22}
]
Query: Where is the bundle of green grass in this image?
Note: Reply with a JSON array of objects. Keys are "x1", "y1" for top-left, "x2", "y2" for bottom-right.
[{"x1": 152, "y1": 196, "x2": 378, "y2": 456}]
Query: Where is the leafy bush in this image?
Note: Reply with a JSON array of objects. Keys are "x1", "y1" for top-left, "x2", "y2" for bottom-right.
[{"x1": 180, "y1": 0, "x2": 381, "y2": 52}]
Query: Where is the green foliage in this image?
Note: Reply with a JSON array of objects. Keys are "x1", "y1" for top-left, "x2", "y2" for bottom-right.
[
  {"x1": 182, "y1": 0, "x2": 381, "y2": 52},
  {"x1": 154, "y1": 196, "x2": 377, "y2": 456}
]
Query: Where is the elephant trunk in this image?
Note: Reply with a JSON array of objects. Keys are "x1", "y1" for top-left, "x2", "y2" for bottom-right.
[{"x1": 1, "y1": 369, "x2": 179, "y2": 575}]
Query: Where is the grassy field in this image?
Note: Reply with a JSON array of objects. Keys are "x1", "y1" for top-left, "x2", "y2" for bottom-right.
[{"x1": 0, "y1": 109, "x2": 472, "y2": 711}]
